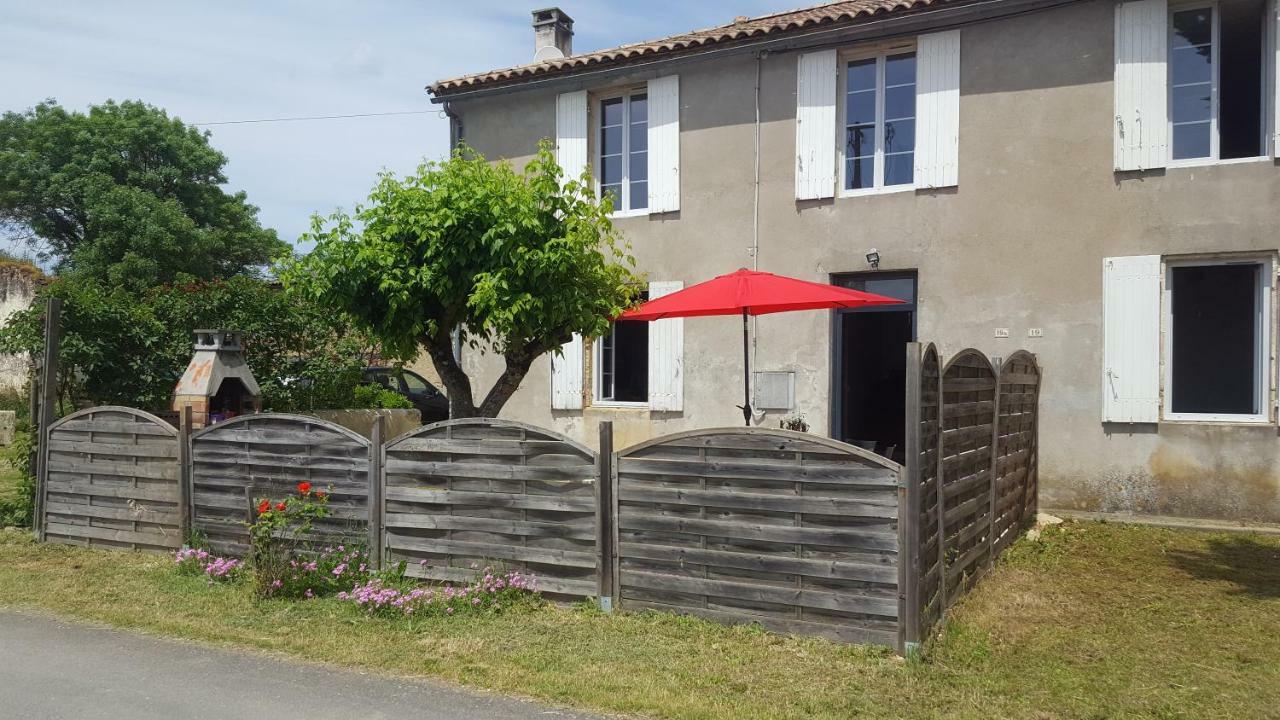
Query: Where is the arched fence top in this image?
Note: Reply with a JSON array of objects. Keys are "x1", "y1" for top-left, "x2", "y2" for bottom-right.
[
  {"x1": 47, "y1": 405, "x2": 178, "y2": 437},
  {"x1": 941, "y1": 347, "x2": 998, "y2": 378},
  {"x1": 999, "y1": 350, "x2": 1041, "y2": 377},
  {"x1": 921, "y1": 342, "x2": 940, "y2": 367},
  {"x1": 385, "y1": 417, "x2": 596, "y2": 459},
  {"x1": 190, "y1": 412, "x2": 370, "y2": 446},
  {"x1": 618, "y1": 426, "x2": 902, "y2": 472}
]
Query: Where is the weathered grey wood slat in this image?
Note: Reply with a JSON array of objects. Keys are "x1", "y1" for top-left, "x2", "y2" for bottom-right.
[
  {"x1": 400, "y1": 564, "x2": 598, "y2": 596},
  {"x1": 617, "y1": 485, "x2": 898, "y2": 518},
  {"x1": 48, "y1": 439, "x2": 178, "y2": 458},
  {"x1": 619, "y1": 456, "x2": 897, "y2": 484},
  {"x1": 623, "y1": 570, "x2": 899, "y2": 617},
  {"x1": 45, "y1": 480, "x2": 175, "y2": 503},
  {"x1": 385, "y1": 487, "x2": 595, "y2": 512},
  {"x1": 385, "y1": 533, "x2": 596, "y2": 568},
  {"x1": 45, "y1": 521, "x2": 178, "y2": 548},
  {"x1": 385, "y1": 513, "x2": 596, "y2": 540},
  {"x1": 385, "y1": 459, "x2": 594, "y2": 483},
  {"x1": 53, "y1": 419, "x2": 176, "y2": 436},
  {"x1": 45, "y1": 502, "x2": 178, "y2": 525},
  {"x1": 618, "y1": 513, "x2": 899, "y2": 551},
  {"x1": 621, "y1": 599, "x2": 899, "y2": 646},
  {"x1": 46, "y1": 459, "x2": 178, "y2": 481},
  {"x1": 617, "y1": 542, "x2": 898, "y2": 584}
]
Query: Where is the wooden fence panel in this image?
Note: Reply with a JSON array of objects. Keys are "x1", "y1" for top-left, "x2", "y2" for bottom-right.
[
  {"x1": 993, "y1": 351, "x2": 1041, "y2": 553},
  {"x1": 383, "y1": 419, "x2": 599, "y2": 600},
  {"x1": 910, "y1": 343, "x2": 944, "y2": 643},
  {"x1": 939, "y1": 349, "x2": 998, "y2": 600},
  {"x1": 42, "y1": 407, "x2": 182, "y2": 552},
  {"x1": 616, "y1": 428, "x2": 904, "y2": 647},
  {"x1": 191, "y1": 414, "x2": 370, "y2": 556}
]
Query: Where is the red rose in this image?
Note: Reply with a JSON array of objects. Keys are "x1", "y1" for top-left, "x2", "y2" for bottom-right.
[
  {"x1": 315, "y1": 490, "x2": 326, "y2": 500},
  {"x1": 274, "y1": 502, "x2": 286, "y2": 512},
  {"x1": 297, "y1": 482, "x2": 312, "y2": 494},
  {"x1": 256, "y1": 500, "x2": 270, "y2": 514}
]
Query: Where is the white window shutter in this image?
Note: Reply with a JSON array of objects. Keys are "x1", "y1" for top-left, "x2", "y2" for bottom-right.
[
  {"x1": 915, "y1": 30, "x2": 961, "y2": 188},
  {"x1": 795, "y1": 49, "x2": 838, "y2": 200},
  {"x1": 1102, "y1": 256, "x2": 1161, "y2": 423},
  {"x1": 647, "y1": 75, "x2": 680, "y2": 213},
  {"x1": 550, "y1": 334, "x2": 583, "y2": 410},
  {"x1": 648, "y1": 281, "x2": 684, "y2": 411},
  {"x1": 1114, "y1": 0, "x2": 1169, "y2": 171},
  {"x1": 556, "y1": 90, "x2": 589, "y2": 185}
]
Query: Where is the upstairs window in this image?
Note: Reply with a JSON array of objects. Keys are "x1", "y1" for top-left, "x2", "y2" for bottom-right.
[
  {"x1": 841, "y1": 50, "x2": 917, "y2": 192},
  {"x1": 1169, "y1": 1, "x2": 1267, "y2": 162},
  {"x1": 598, "y1": 92, "x2": 648, "y2": 213}
]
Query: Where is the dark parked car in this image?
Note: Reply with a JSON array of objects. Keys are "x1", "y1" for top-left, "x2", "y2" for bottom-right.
[{"x1": 362, "y1": 367, "x2": 449, "y2": 423}]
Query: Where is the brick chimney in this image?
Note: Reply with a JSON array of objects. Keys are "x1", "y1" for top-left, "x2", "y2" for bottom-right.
[{"x1": 532, "y1": 7, "x2": 573, "y2": 60}]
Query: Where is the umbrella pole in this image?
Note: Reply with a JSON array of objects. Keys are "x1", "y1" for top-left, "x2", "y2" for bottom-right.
[{"x1": 741, "y1": 309, "x2": 751, "y2": 427}]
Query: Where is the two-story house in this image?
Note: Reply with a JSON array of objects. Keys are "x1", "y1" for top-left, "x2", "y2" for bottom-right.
[{"x1": 428, "y1": 0, "x2": 1280, "y2": 524}]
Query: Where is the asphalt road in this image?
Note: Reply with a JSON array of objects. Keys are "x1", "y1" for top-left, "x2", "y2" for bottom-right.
[{"x1": 0, "y1": 611, "x2": 602, "y2": 720}]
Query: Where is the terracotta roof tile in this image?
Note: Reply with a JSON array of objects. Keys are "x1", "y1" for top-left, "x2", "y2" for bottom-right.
[{"x1": 430, "y1": 0, "x2": 951, "y2": 96}]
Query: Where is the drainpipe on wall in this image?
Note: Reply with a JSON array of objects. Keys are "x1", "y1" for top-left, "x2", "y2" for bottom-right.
[
  {"x1": 749, "y1": 51, "x2": 765, "y2": 424},
  {"x1": 443, "y1": 100, "x2": 463, "y2": 149}
]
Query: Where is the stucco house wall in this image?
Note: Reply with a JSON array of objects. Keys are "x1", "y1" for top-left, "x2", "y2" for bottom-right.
[{"x1": 443, "y1": 0, "x2": 1280, "y2": 522}]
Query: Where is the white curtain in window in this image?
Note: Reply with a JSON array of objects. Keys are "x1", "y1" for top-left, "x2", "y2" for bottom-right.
[
  {"x1": 550, "y1": 333, "x2": 583, "y2": 410},
  {"x1": 647, "y1": 281, "x2": 684, "y2": 411},
  {"x1": 556, "y1": 90, "x2": 589, "y2": 185},
  {"x1": 795, "y1": 49, "x2": 838, "y2": 200},
  {"x1": 914, "y1": 30, "x2": 961, "y2": 188},
  {"x1": 647, "y1": 75, "x2": 681, "y2": 213},
  {"x1": 1102, "y1": 255, "x2": 1161, "y2": 422},
  {"x1": 1114, "y1": 0, "x2": 1169, "y2": 171}
]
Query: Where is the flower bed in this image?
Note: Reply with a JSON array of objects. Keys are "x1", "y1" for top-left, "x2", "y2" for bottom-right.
[
  {"x1": 174, "y1": 547, "x2": 243, "y2": 583},
  {"x1": 339, "y1": 567, "x2": 540, "y2": 618}
]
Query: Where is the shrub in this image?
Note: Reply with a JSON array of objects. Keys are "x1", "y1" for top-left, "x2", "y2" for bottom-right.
[
  {"x1": 339, "y1": 566, "x2": 541, "y2": 618},
  {"x1": 174, "y1": 547, "x2": 244, "y2": 583},
  {"x1": 247, "y1": 482, "x2": 373, "y2": 598},
  {"x1": 0, "y1": 430, "x2": 35, "y2": 527},
  {"x1": 350, "y1": 383, "x2": 413, "y2": 410}
]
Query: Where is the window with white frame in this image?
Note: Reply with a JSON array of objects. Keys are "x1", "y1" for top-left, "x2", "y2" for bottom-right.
[
  {"x1": 841, "y1": 49, "x2": 917, "y2": 192},
  {"x1": 597, "y1": 92, "x2": 648, "y2": 213},
  {"x1": 1169, "y1": 0, "x2": 1269, "y2": 162},
  {"x1": 595, "y1": 291, "x2": 649, "y2": 404},
  {"x1": 1164, "y1": 259, "x2": 1272, "y2": 420}
]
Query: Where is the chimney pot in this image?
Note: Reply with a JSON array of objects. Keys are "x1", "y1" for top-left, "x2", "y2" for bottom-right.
[{"x1": 532, "y1": 7, "x2": 573, "y2": 60}]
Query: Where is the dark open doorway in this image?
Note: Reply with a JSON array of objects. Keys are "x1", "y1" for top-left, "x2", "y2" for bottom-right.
[{"x1": 830, "y1": 272, "x2": 917, "y2": 463}]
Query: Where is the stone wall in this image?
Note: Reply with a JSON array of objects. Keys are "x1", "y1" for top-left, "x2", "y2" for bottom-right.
[{"x1": 0, "y1": 263, "x2": 40, "y2": 390}]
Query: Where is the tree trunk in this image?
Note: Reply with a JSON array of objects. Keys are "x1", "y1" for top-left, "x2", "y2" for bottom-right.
[
  {"x1": 424, "y1": 331, "x2": 477, "y2": 418},
  {"x1": 476, "y1": 349, "x2": 538, "y2": 419}
]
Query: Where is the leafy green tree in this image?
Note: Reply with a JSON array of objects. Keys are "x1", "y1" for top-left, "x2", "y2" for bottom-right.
[
  {"x1": 0, "y1": 276, "x2": 385, "y2": 413},
  {"x1": 0, "y1": 100, "x2": 286, "y2": 289},
  {"x1": 283, "y1": 142, "x2": 638, "y2": 418}
]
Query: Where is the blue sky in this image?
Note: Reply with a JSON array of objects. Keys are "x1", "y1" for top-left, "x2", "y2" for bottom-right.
[{"x1": 1, "y1": 1, "x2": 784, "y2": 252}]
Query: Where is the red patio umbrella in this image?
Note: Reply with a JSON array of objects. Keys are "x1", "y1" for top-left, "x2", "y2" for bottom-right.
[{"x1": 619, "y1": 268, "x2": 904, "y2": 425}]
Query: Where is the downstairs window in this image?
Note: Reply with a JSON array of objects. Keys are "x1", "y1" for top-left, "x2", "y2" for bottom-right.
[{"x1": 1166, "y1": 261, "x2": 1271, "y2": 419}]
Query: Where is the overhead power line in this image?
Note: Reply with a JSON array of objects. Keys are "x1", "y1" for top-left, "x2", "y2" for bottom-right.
[{"x1": 191, "y1": 110, "x2": 436, "y2": 126}]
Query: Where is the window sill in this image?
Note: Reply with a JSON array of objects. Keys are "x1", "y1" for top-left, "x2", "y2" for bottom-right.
[
  {"x1": 590, "y1": 400, "x2": 650, "y2": 410},
  {"x1": 1161, "y1": 415, "x2": 1273, "y2": 427},
  {"x1": 1166, "y1": 156, "x2": 1274, "y2": 170},
  {"x1": 609, "y1": 208, "x2": 650, "y2": 219},
  {"x1": 837, "y1": 184, "x2": 916, "y2": 199}
]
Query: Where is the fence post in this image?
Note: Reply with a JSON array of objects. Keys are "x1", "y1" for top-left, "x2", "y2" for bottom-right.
[
  {"x1": 178, "y1": 405, "x2": 193, "y2": 543},
  {"x1": 987, "y1": 357, "x2": 1002, "y2": 568},
  {"x1": 33, "y1": 296, "x2": 61, "y2": 543},
  {"x1": 368, "y1": 415, "x2": 384, "y2": 572},
  {"x1": 935, "y1": 352, "x2": 948, "y2": 616},
  {"x1": 899, "y1": 343, "x2": 923, "y2": 654},
  {"x1": 596, "y1": 421, "x2": 615, "y2": 613}
]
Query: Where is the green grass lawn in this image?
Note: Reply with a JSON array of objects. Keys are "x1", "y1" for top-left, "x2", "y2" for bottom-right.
[
  {"x1": 1, "y1": 521, "x2": 1277, "y2": 719},
  {"x1": 0, "y1": 465, "x2": 21, "y2": 505}
]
